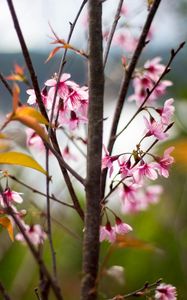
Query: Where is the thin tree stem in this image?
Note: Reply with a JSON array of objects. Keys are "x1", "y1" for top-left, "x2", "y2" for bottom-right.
[
  {"x1": 0, "y1": 72, "x2": 13, "y2": 96},
  {"x1": 103, "y1": 0, "x2": 124, "y2": 68},
  {"x1": 81, "y1": 1, "x2": 104, "y2": 299},
  {"x1": 45, "y1": 147, "x2": 57, "y2": 279}
]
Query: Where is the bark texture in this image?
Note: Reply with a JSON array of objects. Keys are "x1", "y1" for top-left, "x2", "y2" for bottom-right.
[{"x1": 81, "y1": 1, "x2": 104, "y2": 299}]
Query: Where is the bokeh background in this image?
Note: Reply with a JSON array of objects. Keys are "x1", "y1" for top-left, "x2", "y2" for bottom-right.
[{"x1": 0, "y1": 0, "x2": 187, "y2": 299}]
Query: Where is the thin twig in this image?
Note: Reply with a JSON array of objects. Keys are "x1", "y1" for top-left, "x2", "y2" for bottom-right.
[
  {"x1": 101, "y1": 0, "x2": 162, "y2": 198},
  {"x1": 45, "y1": 147, "x2": 57, "y2": 279},
  {"x1": 103, "y1": 0, "x2": 124, "y2": 68},
  {"x1": 34, "y1": 288, "x2": 42, "y2": 300},
  {"x1": 0, "y1": 282, "x2": 11, "y2": 300},
  {"x1": 8, "y1": 174, "x2": 74, "y2": 208},
  {"x1": 108, "y1": 278, "x2": 162, "y2": 299},
  {"x1": 0, "y1": 72, "x2": 13, "y2": 96}
]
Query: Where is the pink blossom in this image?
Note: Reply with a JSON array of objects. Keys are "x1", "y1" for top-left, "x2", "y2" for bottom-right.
[
  {"x1": 26, "y1": 89, "x2": 36, "y2": 105},
  {"x1": 144, "y1": 117, "x2": 168, "y2": 140},
  {"x1": 16, "y1": 224, "x2": 47, "y2": 246},
  {"x1": 128, "y1": 76, "x2": 153, "y2": 105},
  {"x1": 118, "y1": 156, "x2": 133, "y2": 178},
  {"x1": 133, "y1": 160, "x2": 158, "y2": 183},
  {"x1": 26, "y1": 87, "x2": 51, "y2": 109},
  {"x1": 102, "y1": 145, "x2": 119, "y2": 177},
  {"x1": 100, "y1": 219, "x2": 132, "y2": 243},
  {"x1": 0, "y1": 188, "x2": 23, "y2": 208},
  {"x1": 64, "y1": 84, "x2": 88, "y2": 112},
  {"x1": 153, "y1": 147, "x2": 175, "y2": 178},
  {"x1": 144, "y1": 57, "x2": 165, "y2": 81},
  {"x1": 26, "y1": 128, "x2": 45, "y2": 151},
  {"x1": 113, "y1": 29, "x2": 137, "y2": 52},
  {"x1": 128, "y1": 76, "x2": 172, "y2": 106},
  {"x1": 100, "y1": 222, "x2": 116, "y2": 243},
  {"x1": 45, "y1": 73, "x2": 71, "y2": 100},
  {"x1": 115, "y1": 217, "x2": 133, "y2": 234},
  {"x1": 157, "y1": 98, "x2": 175, "y2": 125},
  {"x1": 155, "y1": 283, "x2": 177, "y2": 300},
  {"x1": 60, "y1": 111, "x2": 87, "y2": 131},
  {"x1": 145, "y1": 185, "x2": 163, "y2": 204}
]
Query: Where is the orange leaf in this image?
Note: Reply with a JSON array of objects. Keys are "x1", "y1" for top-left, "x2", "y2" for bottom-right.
[
  {"x1": 13, "y1": 114, "x2": 48, "y2": 142},
  {"x1": 114, "y1": 235, "x2": 158, "y2": 252},
  {"x1": 45, "y1": 46, "x2": 63, "y2": 63},
  {"x1": 14, "y1": 63, "x2": 24, "y2": 75},
  {"x1": 0, "y1": 217, "x2": 14, "y2": 241}
]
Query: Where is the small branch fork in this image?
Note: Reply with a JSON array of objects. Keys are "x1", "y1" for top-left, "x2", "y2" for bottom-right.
[{"x1": 108, "y1": 278, "x2": 162, "y2": 300}]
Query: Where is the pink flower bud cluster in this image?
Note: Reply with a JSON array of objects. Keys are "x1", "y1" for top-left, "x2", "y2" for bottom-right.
[{"x1": 100, "y1": 217, "x2": 132, "y2": 243}]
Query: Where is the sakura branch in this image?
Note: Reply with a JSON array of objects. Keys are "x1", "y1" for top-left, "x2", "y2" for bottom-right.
[
  {"x1": 108, "y1": 278, "x2": 163, "y2": 300},
  {"x1": 101, "y1": 0, "x2": 162, "y2": 197},
  {"x1": 116, "y1": 41, "x2": 185, "y2": 139},
  {"x1": 49, "y1": 0, "x2": 88, "y2": 126}
]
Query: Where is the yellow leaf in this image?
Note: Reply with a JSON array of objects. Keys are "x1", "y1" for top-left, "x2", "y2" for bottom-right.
[
  {"x1": 0, "y1": 152, "x2": 47, "y2": 174},
  {"x1": 0, "y1": 217, "x2": 14, "y2": 241},
  {"x1": 15, "y1": 106, "x2": 49, "y2": 125}
]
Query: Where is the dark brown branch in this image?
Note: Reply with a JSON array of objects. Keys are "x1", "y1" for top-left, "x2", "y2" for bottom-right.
[
  {"x1": 6, "y1": 0, "x2": 48, "y2": 121},
  {"x1": 101, "y1": 0, "x2": 162, "y2": 197},
  {"x1": 81, "y1": 1, "x2": 104, "y2": 299},
  {"x1": 0, "y1": 282, "x2": 11, "y2": 300},
  {"x1": 9, "y1": 210, "x2": 63, "y2": 300},
  {"x1": 0, "y1": 72, "x2": 13, "y2": 96},
  {"x1": 45, "y1": 147, "x2": 57, "y2": 279},
  {"x1": 103, "y1": 0, "x2": 124, "y2": 67}
]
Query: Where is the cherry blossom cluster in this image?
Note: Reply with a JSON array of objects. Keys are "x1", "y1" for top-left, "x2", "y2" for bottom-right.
[
  {"x1": 0, "y1": 187, "x2": 46, "y2": 246},
  {"x1": 100, "y1": 58, "x2": 175, "y2": 242},
  {"x1": 128, "y1": 57, "x2": 172, "y2": 106},
  {"x1": 27, "y1": 73, "x2": 88, "y2": 131}
]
